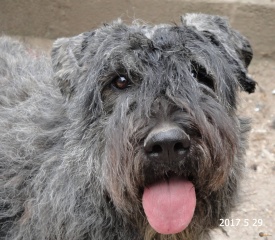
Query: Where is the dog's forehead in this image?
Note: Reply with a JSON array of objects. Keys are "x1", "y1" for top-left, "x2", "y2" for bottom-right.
[
  {"x1": 94, "y1": 22, "x2": 206, "y2": 52},
  {"x1": 142, "y1": 24, "x2": 171, "y2": 40},
  {"x1": 90, "y1": 23, "x2": 222, "y2": 81},
  {"x1": 144, "y1": 25, "x2": 206, "y2": 50},
  {"x1": 93, "y1": 23, "x2": 217, "y2": 72}
]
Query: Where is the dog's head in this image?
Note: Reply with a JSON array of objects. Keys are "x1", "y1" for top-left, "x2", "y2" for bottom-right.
[{"x1": 51, "y1": 14, "x2": 255, "y2": 239}]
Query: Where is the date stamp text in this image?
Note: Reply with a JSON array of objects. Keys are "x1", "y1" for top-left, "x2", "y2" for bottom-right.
[{"x1": 219, "y1": 219, "x2": 263, "y2": 227}]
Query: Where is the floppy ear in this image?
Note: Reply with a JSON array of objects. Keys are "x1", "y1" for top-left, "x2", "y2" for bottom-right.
[
  {"x1": 181, "y1": 13, "x2": 256, "y2": 93},
  {"x1": 51, "y1": 31, "x2": 93, "y2": 99}
]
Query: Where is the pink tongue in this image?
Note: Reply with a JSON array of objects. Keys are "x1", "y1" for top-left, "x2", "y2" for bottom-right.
[{"x1": 142, "y1": 178, "x2": 196, "y2": 235}]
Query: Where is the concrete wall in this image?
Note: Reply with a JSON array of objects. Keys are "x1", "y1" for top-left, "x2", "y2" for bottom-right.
[{"x1": 1, "y1": 0, "x2": 275, "y2": 59}]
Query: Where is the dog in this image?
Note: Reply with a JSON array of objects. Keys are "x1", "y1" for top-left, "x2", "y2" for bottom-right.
[{"x1": 0, "y1": 13, "x2": 256, "y2": 240}]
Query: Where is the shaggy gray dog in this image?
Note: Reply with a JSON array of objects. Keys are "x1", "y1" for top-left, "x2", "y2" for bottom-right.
[{"x1": 0, "y1": 13, "x2": 255, "y2": 240}]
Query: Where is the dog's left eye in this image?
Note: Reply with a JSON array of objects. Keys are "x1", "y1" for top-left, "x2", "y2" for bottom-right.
[
  {"x1": 191, "y1": 66, "x2": 215, "y2": 91},
  {"x1": 111, "y1": 76, "x2": 132, "y2": 90}
]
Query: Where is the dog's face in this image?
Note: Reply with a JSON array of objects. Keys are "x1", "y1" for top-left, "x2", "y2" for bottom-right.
[{"x1": 52, "y1": 14, "x2": 255, "y2": 239}]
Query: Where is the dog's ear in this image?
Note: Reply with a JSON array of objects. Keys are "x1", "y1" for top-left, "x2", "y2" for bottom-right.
[
  {"x1": 51, "y1": 31, "x2": 93, "y2": 99},
  {"x1": 181, "y1": 13, "x2": 256, "y2": 93}
]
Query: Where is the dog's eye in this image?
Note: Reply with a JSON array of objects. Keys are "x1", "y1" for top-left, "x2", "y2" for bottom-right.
[
  {"x1": 191, "y1": 67, "x2": 215, "y2": 91},
  {"x1": 111, "y1": 76, "x2": 131, "y2": 90}
]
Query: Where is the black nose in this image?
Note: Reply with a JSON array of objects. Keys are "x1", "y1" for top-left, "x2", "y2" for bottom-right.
[{"x1": 144, "y1": 124, "x2": 190, "y2": 163}]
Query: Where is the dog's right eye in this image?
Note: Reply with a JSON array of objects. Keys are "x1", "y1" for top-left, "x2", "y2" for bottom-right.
[{"x1": 111, "y1": 76, "x2": 132, "y2": 90}]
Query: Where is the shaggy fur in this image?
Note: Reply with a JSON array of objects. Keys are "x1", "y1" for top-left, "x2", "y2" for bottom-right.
[{"x1": 0, "y1": 13, "x2": 255, "y2": 240}]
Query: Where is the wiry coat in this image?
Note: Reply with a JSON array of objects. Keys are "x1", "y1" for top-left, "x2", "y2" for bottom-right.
[{"x1": 0, "y1": 14, "x2": 255, "y2": 240}]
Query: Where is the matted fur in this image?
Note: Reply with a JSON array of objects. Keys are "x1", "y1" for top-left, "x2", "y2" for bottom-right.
[{"x1": 0, "y1": 13, "x2": 255, "y2": 240}]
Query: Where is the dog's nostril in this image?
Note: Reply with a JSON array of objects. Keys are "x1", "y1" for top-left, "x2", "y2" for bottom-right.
[
  {"x1": 174, "y1": 138, "x2": 190, "y2": 151},
  {"x1": 174, "y1": 142, "x2": 185, "y2": 153},
  {"x1": 152, "y1": 145, "x2": 163, "y2": 154}
]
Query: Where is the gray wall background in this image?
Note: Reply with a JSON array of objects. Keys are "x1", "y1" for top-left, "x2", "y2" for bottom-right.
[{"x1": 1, "y1": 0, "x2": 275, "y2": 59}]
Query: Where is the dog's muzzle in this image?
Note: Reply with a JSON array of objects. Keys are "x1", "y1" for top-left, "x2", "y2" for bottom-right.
[{"x1": 142, "y1": 123, "x2": 195, "y2": 234}]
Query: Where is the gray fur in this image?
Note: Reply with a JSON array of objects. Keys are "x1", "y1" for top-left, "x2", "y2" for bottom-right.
[{"x1": 0, "y1": 13, "x2": 255, "y2": 240}]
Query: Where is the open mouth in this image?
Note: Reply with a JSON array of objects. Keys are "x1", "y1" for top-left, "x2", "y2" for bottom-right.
[{"x1": 142, "y1": 173, "x2": 196, "y2": 235}]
